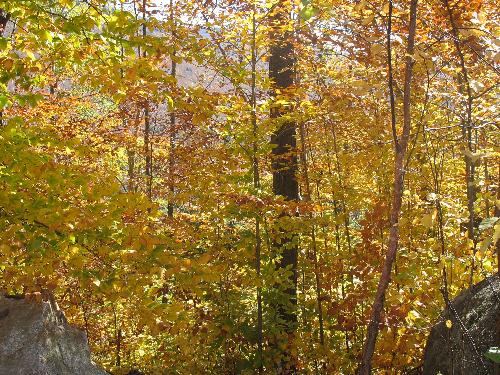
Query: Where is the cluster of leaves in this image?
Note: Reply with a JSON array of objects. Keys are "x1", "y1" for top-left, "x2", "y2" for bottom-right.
[{"x1": 0, "y1": 0, "x2": 498, "y2": 373}]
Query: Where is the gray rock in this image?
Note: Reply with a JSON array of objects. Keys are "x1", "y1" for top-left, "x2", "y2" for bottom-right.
[
  {"x1": 423, "y1": 275, "x2": 500, "y2": 375},
  {"x1": 0, "y1": 295, "x2": 108, "y2": 375}
]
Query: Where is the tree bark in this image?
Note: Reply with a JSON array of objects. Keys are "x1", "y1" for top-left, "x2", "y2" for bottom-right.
[
  {"x1": 127, "y1": 148, "x2": 136, "y2": 192},
  {"x1": 298, "y1": 120, "x2": 324, "y2": 346},
  {"x1": 167, "y1": 0, "x2": 176, "y2": 218},
  {"x1": 251, "y1": 5, "x2": 263, "y2": 371},
  {"x1": 142, "y1": 0, "x2": 152, "y2": 201},
  {"x1": 442, "y1": 0, "x2": 477, "y2": 284},
  {"x1": 269, "y1": 2, "x2": 299, "y2": 373},
  {"x1": 0, "y1": 9, "x2": 9, "y2": 127},
  {"x1": 358, "y1": 1, "x2": 418, "y2": 373},
  {"x1": 0, "y1": 9, "x2": 9, "y2": 33},
  {"x1": 496, "y1": 165, "x2": 500, "y2": 275}
]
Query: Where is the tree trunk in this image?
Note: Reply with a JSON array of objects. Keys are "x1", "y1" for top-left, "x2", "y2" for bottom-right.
[
  {"x1": 0, "y1": 9, "x2": 9, "y2": 127},
  {"x1": 142, "y1": 0, "x2": 152, "y2": 201},
  {"x1": 298, "y1": 120, "x2": 324, "y2": 346},
  {"x1": 251, "y1": 5, "x2": 263, "y2": 372},
  {"x1": 167, "y1": 0, "x2": 176, "y2": 218},
  {"x1": 127, "y1": 149, "x2": 135, "y2": 192},
  {"x1": 496, "y1": 165, "x2": 500, "y2": 275},
  {"x1": 358, "y1": 0, "x2": 418, "y2": 373},
  {"x1": 269, "y1": 2, "x2": 299, "y2": 373},
  {"x1": 0, "y1": 9, "x2": 8, "y2": 33},
  {"x1": 442, "y1": 0, "x2": 477, "y2": 284}
]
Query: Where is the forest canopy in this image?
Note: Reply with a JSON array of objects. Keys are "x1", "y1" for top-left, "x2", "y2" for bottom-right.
[{"x1": 0, "y1": 0, "x2": 498, "y2": 373}]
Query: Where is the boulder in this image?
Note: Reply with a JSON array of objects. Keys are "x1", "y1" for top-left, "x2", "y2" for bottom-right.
[
  {"x1": 423, "y1": 275, "x2": 500, "y2": 375},
  {"x1": 0, "y1": 294, "x2": 108, "y2": 375}
]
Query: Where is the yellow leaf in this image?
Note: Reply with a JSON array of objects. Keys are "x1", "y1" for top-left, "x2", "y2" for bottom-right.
[
  {"x1": 421, "y1": 210, "x2": 436, "y2": 228},
  {"x1": 202, "y1": 272, "x2": 220, "y2": 282},
  {"x1": 406, "y1": 310, "x2": 420, "y2": 323},
  {"x1": 370, "y1": 44, "x2": 385, "y2": 56},
  {"x1": 446, "y1": 319, "x2": 452, "y2": 329},
  {"x1": 493, "y1": 221, "x2": 500, "y2": 243},
  {"x1": 362, "y1": 14, "x2": 375, "y2": 26},
  {"x1": 381, "y1": 2, "x2": 390, "y2": 15},
  {"x1": 198, "y1": 253, "x2": 211, "y2": 264},
  {"x1": 483, "y1": 259, "x2": 493, "y2": 272},
  {"x1": 25, "y1": 50, "x2": 36, "y2": 61},
  {"x1": 355, "y1": 0, "x2": 367, "y2": 12}
]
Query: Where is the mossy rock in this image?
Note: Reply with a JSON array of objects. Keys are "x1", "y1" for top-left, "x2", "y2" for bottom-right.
[{"x1": 423, "y1": 275, "x2": 500, "y2": 375}]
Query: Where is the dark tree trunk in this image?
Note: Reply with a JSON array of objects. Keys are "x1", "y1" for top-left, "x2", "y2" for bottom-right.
[
  {"x1": 0, "y1": 9, "x2": 9, "y2": 33},
  {"x1": 269, "y1": 4, "x2": 299, "y2": 373}
]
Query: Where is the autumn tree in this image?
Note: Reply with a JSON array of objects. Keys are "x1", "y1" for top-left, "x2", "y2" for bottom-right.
[
  {"x1": 268, "y1": 0, "x2": 300, "y2": 372},
  {"x1": 0, "y1": 0, "x2": 498, "y2": 373}
]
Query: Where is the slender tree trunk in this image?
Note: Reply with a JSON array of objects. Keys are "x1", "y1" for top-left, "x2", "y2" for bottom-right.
[
  {"x1": 387, "y1": 1, "x2": 397, "y2": 147},
  {"x1": 0, "y1": 10, "x2": 8, "y2": 33},
  {"x1": 330, "y1": 123, "x2": 353, "y2": 256},
  {"x1": 443, "y1": 0, "x2": 476, "y2": 259},
  {"x1": 117, "y1": 1, "x2": 135, "y2": 194},
  {"x1": 144, "y1": 113, "x2": 152, "y2": 201},
  {"x1": 325, "y1": 127, "x2": 355, "y2": 347},
  {"x1": 0, "y1": 9, "x2": 9, "y2": 127},
  {"x1": 167, "y1": 0, "x2": 176, "y2": 218},
  {"x1": 298, "y1": 120, "x2": 324, "y2": 346},
  {"x1": 295, "y1": 14, "x2": 324, "y2": 346},
  {"x1": 269, "y1": 2, "x2": 299, "y2": 372},
  {"x1": 358, "y1": 1, "x2": 418, "y2": 373},
  {"x1": 113, "y1": 307, "x2": 121, "y2": 367},
  {"x1": 142, "y1": 0, "x2": 152, "y2": 200},
  {"x1": 496, "y1": 165, "x2": 500, "y2": 275},
  {"x1": 128, "y1": 111, "x2": 141, "y2": 193},
  {"x1": 251, "y1": 5, "x2": 263, "y2": 371},
  {"x1": 127, "y1": 149, "x2": 136, "y2": 192},
  {"x1": 80, "y1": 299, "x2": 90, "y2": 345}
]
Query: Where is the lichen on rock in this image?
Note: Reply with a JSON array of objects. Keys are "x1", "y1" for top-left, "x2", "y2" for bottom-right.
[
  {"x1": 0, "y1": 295, "x2": 108, "y2": 375},
  {"x1": 423, "y1": 275, "x2": 500, "y2": 375}
]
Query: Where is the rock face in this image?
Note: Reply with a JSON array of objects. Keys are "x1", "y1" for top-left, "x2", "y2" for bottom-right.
[
  {"x1": 0, "y1": 295, "x2": 108, "y2": 375},
  {"x1": 423, "y1": 275, "x2": 500, "y2": 375}
]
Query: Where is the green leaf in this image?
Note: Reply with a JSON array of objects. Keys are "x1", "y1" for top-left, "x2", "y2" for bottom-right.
[
  {"x1": 26, "y1": 93, "x2": 44, "y2": 107},
  {"x1": 25, "y1": 50, "x2": 36, "y2": 61},
  {"x1": 0, "y1": 95, "x2": 9, "y2": 110},
  {"x1": 485, "y1": 347, "x2": 500, "y2": 363},
  {"x1": 0, "y1": 37, "x2": 8, "y2": 50},
  {"x1": 300, "y1": 5, "x2": 319, "y2": 21},
  {"x1": 41, "y1": 30, "x2": 53, "y2": 42}
]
